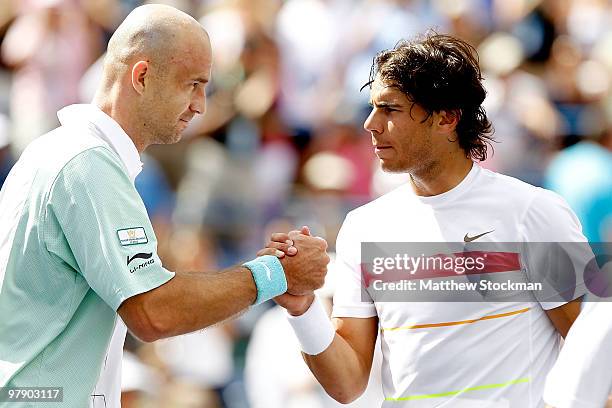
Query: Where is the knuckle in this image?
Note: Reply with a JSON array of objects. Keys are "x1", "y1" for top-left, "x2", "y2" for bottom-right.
[
  {"x1": 271, "y1": 234, "x2": 289, "y2": 244},
  {"x1": 270, "y1": 242, "x2": 285, "y2": 250}
]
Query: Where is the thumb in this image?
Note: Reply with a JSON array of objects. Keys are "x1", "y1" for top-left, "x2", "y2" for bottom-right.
[{"x1": 301, "y1": 225, "x2": 311, "y2": 236}]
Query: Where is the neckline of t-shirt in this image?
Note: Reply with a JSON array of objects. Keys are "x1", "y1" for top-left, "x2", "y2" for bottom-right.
[{"x1": 411, "y1": 162, "x2": 480, "y2": 206}]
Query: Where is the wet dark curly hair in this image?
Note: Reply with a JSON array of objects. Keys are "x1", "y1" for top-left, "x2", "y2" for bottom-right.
[{"x1": 364, "y1": 33, "x2": 494, "y2": 161}]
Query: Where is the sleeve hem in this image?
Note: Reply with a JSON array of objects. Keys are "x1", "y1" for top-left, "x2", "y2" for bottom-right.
[
  {"x1": 540, "y1": 292, "x2": 586, "y2": 310},
  {"x1": 110, "y1": 268, "x2": 176, "y2": 311}
]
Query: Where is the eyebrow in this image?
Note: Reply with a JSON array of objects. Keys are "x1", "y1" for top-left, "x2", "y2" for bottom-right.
[{"x1": 369, "y1": 101, "x2": 403, "y2": 109}]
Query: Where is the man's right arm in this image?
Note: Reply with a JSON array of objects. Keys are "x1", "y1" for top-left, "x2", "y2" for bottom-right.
[
  {"x1": 118, "y1": 232, "x2": 329, "y2": 342},
  {"x1": 118, "y1": 266, "x2": 257, "y2": 342},
  {"x1": 48, "y1": 151, "x2": 328, "y2": 341}
]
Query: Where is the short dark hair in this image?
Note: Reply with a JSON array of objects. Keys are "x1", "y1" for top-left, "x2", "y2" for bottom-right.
[{"x1": 364, "y1": 33, "x2": 494, "y2": 161}]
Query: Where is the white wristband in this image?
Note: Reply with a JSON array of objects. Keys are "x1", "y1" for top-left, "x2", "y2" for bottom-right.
[{"x1": 286, "y1": 296, "x2": 335, "y2": 355}]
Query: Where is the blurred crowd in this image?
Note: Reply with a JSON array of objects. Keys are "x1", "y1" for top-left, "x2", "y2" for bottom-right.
[{"x1": 0, "y1": 0, "x2": 611, "y2": 407}]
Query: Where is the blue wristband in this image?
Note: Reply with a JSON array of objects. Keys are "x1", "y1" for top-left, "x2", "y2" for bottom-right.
[{"x1": 243, "y1": 255, "x2": 288, "y2": 305}]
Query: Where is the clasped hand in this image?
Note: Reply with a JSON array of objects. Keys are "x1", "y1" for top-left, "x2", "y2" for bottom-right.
[{"x1": 257, "y1": 226, "x2": 329, "y2": 315}]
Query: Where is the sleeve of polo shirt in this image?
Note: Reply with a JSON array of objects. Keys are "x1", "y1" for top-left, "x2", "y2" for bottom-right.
[
  {"x1": 46, "y1": 147, "x2": 175, "y2": 311},
  {"x1": 331, "y1": 212, "x2": 377, "y2": 319},
  {"x1": 521, "y1": 188, "x2": 592, "y2": 310}
]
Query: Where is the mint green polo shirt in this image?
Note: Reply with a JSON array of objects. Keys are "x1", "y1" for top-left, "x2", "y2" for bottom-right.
[{"x1": 0, "y1": 104, "x2": 175, "y2": 406}]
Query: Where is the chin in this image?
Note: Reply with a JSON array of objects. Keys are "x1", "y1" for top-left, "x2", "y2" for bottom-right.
[
  {"x1": 152, "y1": 131, "x2": 182, "y2": 146},
  {"x1": 172, "y1": 132, "x2": 184, "y2": 143},
  {"x1": 380, "y1": 160, "x2": 409, "y2": 174},
  {"x1": 165, "y1": 130, "x2": 183, "y2": 145}
]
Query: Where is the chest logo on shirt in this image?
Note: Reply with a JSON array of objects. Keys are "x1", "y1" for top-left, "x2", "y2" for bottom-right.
[
  {"x1": 464, "y1": 229, "x2": 494, "y2": 242},
  {"x1": 117, "y1": 227, "x2": 148, "y2": 246}
]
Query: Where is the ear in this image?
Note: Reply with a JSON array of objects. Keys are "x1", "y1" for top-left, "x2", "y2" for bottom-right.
[
  {"x1": 131, "y1": 60, "x2": 149, "y2": 95},
  {"x1": 435, "y1": 109, "x2": 460, "y2": 133}
]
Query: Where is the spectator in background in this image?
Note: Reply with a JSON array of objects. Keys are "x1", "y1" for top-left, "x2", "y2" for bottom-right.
[
  {"x1": 544, "y1": 112, "x2": 612, "y2": 244},
  {"x1": 120, "y1": 351, "x2": 162, "y2": 408},
  {"x1": 1, "y1": 0, "x2": 101, "y2": 153}
]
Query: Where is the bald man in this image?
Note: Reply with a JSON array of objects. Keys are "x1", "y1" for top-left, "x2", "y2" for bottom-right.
[{"x1": 0, "y1": 5, "x2": 329, "y2": 407}]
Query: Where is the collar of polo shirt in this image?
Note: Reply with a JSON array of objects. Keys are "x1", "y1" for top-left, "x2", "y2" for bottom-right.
[{"x1": 57, "y1": 104, "x2": 143, "y2": 182}]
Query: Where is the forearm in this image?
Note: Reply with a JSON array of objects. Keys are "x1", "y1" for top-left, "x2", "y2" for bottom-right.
[
  {"x1": 121, "y1": 266, "x2": 256, "y2": 340},
  {"x1": 303, "y1": 332, "x2": 371, "y2": 403},
  {"x1": 285, "y1": 298, "x2": 376, "y2": 404}
]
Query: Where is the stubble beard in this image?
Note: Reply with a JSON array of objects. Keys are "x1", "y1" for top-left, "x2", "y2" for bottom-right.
[
  {"x1": 141, "y1": 110, "x2": 183, "y2": 146},
  {"x1": 381, "y1": 150, "x2": 437, "y2": 177},
  {"x1": 380, "y1": 154, "x2": 417, "y2": 174},
  {"x1": 153, "y1": 126, "x2": 182, "y2": 146}
]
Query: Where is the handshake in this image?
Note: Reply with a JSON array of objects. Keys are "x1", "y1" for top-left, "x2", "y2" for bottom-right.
[{"x1": 257, "y1": 226, "x2": 330, "y2": 316}]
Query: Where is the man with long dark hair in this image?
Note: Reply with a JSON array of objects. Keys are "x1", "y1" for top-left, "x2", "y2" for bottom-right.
[{"x1": 269, "y1": 33, "x2": 591, "y2": 407}]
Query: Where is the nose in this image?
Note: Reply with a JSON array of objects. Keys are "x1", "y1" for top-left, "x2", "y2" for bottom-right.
[
  {"x1": 190, "y1": 84, "x2": 206, "y2": 115},
  {"x1": 363, "y1": 108, "x2": 382, "y2": 135}
]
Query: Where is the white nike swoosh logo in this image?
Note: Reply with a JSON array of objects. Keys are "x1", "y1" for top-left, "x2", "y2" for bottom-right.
[{"x1": 257, "y1": 262, "x2": 273, "y2": 280}]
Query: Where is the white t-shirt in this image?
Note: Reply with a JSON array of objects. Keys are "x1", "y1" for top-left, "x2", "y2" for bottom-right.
[
  {"x1": 543, "y1": 302, "x2": 612, "y2": 408},
  {"x1": 332, "y1": 163, "x2": 590, "y2": 408}
]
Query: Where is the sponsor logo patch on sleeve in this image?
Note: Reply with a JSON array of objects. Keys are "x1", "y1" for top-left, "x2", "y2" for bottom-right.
[{"x1": 117, "y1": 227, "x2": 148, "y2": 246}]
